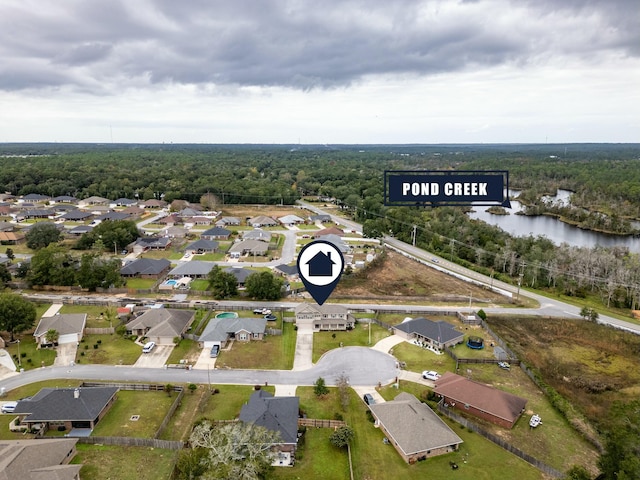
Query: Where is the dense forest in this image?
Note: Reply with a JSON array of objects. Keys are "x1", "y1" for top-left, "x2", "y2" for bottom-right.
[{"x1": 2, "y1": 142, "x2": 640, "y2": 309}]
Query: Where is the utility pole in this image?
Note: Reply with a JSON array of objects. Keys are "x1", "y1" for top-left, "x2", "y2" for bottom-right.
[{"x1": 411, "y1": 225, "x2": 417, "y2": 246}]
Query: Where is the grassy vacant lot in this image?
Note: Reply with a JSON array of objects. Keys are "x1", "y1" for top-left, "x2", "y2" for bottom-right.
[
  {"x1": 312, "y1": 323, "x2": 391, "y2": 363},
  {"x1": 77, "y1": 334, "x2": 141, "y2": 365},
  {"x1": 166, "y1": 338, "x2": 201, "y2": 365},
  {"x1": 487, "y1": 315, "x2": 640, "y2": 434},
  {"x1": 215, "y1": 321, "x2": 295, "y2": 370},
  {"x1": 291, "y1": 386, "x2": 545, "y2": 480},
  {"x1": 73, "y1": 444, "x2": 176, "y2": 480},
  {"x1": 391, "y1": 342, "x2": 457, "y2": 374},
  {"x1": 92, "y1": 390, "x2": 176, "y2": 438}
]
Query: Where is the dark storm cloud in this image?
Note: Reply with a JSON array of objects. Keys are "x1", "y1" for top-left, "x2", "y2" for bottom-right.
[{"x1": 0, "y1": 0, "x2": 636, "y2": 93}]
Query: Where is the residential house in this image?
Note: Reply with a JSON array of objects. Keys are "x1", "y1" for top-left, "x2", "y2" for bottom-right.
[
  {"x1": 239, "y1": 390, "x2": 300, "y2": 466},
  {"x1": 295, "y1": 303, "x2": 355, "y2": 332},
  {"x1": 13, "y1": 386, "x2": 118, "y2": 432},
  {"x1": 0, "y1": 231, "x2": 25, "y2": 244},
  {"x1": 60, "y1": 210, "x2": 93, "y2": 222},
  {"x1": 126, "y1": 308, "x2": 195, "y2": 345},
  {"x1": 33, "y1": 313, "x2": 87, "y2": 346},
  {"x1": 68, "y1": 225, "x2": 93, "y2": 236},
  {"x1": 178, "y1": 207, "x2": 203, "y2": 218},
  {"x1": 278, "y1": 214, "x2": 304, "y2": 226},
  {"x1": 22, "y1": 208, "x2": 54, "y2": 220},
  {"x1": 158, "y1": 213, "x2": 182, "y2": 227},
  {"x1": 273, "y1": 264, "x2": 299, "y2": 282},
  {"x1": 189, "y1": 216, "x2": 213, "y2": 226},
  {"x1": 132, "y1": 236, "x2": 172, "y2": 253},
  {"x1": 110, "y1": 198, "x2": 137, "y2": 208},
  {"x1": 0, "y1": 438, "x2": 81, "y2": 479},
  {"x1": 184, "y1": 239, "x2": 219, "y2": 254},
  {"x1": 434, "y1": 372, "x2": 528, "y2": 429},
  {"x1": 308, "y1": 214, "x2": 331, "y2": 223},
  {"x1": 0, "y1": 203, "x2": 12, "y2": 215},
  {"x1": 162, "y1": 226, "x2": 188, "y2": 239},
  {"x1": 95, "y1": 211, "x2": 130, "y2": 222},
  {"x1": 120, "y1": 258, "x2": 171, "y2": 279},
  {"x1": 243, "y1": 229, "x2": 272, "y2": 242},
  {"x1": 141, "y1": 199, "x2": 168, "y2": 209},
  {"x1": 168, "y1": 260, "x2": 215, "y2": 279},
  {"x1": 223, "y1": 267, "x2": 253, "y2": 287},
  {"x1": 392, "y1": 317, "x2": 464, "y2": 350},
  {"x1": 313, "y1": 226, "x2": 344, "y2": 238},
  {"x1": 50, "y1": 195, "x2": 78, "y2": 204},
  {"x1": 247, "y1": 215, "x2": 278, "y2": 228},
  {"x1": 315, "y1": 234, "x2": 349, "y2": 253},
  {"x1": 78, "y1": 196, "x2": 110, "y2": 208},
  {"x1": 198, "y1": 317, "x2": 267, "y2": 348},
  {"x1": 201, "y1": 226, "x2": 232, "y2": 240},
  {"x1": 19, "y1": 193, "x2": 50, "y2": 204},
  {"x1": 369, "y1": 392, "x2": 463, "y2": 464},
  {"x1": 228, "y1": 240, "x2": 268, "y2": 258},
  {"x1": 215, "y1": 216, "x2": 240, "y2": 227}
]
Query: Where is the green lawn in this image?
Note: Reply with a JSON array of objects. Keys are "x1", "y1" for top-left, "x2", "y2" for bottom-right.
[
  {"x1": 294, "y1": 386, "x2": 545, "y2": 480},
  {"x1": 391, "y1": 341, "x2": 457, "y2": 375},
  {"x1": 91, "y1": 390, "x2": 176, "y2": 438},
  {"x1": 76, "y1": 334, "x2": 141, "y2": 365},
  {"x1": 312, "y1": 323, "x2": 391, "y2": 363},
  {"x1": 73, "y1": 444, "x2": 177, "y2": 480},
  {"x1": 123, "y1": 277, "x2": 157, "y2": 289},
  {"x1": 215, "y1": 321, "x2": 295, "y2": 370},
  {"x1": 59, "y1": 304, "x2": 118, "y2": 328},
  {"x1": 166, "y1": 338, "x2": 200, "y2": 365},
  {"x1": 3, "y1": 334, "x2": 56, "y2": 371}
]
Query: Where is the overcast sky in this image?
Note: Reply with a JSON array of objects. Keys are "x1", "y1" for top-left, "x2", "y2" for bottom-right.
[{"x1": 0, "y1": 0, "x2": 637, "y2": 144}]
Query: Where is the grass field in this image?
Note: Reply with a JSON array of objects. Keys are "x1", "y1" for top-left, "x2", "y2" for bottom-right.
[
  {"x1": 91, "y1": 390, "x2": 176, "y2": 437},
  {"x1": 196, "y1": 384, "x2": 276, "y2": 421},
  {"x1": 312, "y1": 322, "x2": 391, "y2": 363},
  {"x1": 3, "y1": 334, "x2": 56, "y2": 370},
  {"x1": 76, "y1": 334, "x2": 141, "y2": 365},
  {"x1": 73, "y1": 444, "x2": 177, "y2": 480}
]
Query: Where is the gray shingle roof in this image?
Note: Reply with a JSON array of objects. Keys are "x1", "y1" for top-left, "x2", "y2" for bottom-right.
[
  {"x1": 239, "y1": 390, "x2": 299, "y2": 444},
  {"x1": 369, "y1": 393, "x2": 463, "y2": 456},
  {"x1": 201, "y1": 227, "x2": 231, "y2": 238},
  {"x1": 185, "y1": 239, "x2": 218, "y2": 251},
  {"x1": 126, "y1": 308, "x2": 195, "y2": 338},
  {"x1": 13, "y1": 387, "x2": 118, "y2": 422},
  {"x1": 120, "y1": 258, "x2": 170, "y2": 276},
  {"x1": 199, "y1": 317, "x2": 267, "y2": 343},
  {"x1": 169, "y1": 260, "x2": 215, "y2": 277},
  {"x1": 34, "y1": 313, "x2": 87, "y2": 338},
  {"x1": 394, "y1": 318, "x2": 464, "y2": 344},
  {"x1": 0, "y1": 438, "x2": 81, "y2": 480}
]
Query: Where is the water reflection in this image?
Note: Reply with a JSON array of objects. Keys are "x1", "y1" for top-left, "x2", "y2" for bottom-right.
[{"x1": 468, "y1": 190, "x2": 640, "y2": 253}]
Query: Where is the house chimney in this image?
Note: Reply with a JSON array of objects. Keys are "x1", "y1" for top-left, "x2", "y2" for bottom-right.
[{"x1": 74, "y1": 388, "x2": 80, "y2": 399}]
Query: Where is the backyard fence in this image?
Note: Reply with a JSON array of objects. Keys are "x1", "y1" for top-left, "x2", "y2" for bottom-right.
[
  {"x1": 81, "y1": 381, "x2": 184, "y2": 393},
  {"x1": 298, "y1": 418, "x2": 346, "y2": 429},
  {"x1": 436, "y1": 404, "x2": 564, "y2": 478},
  {"x1": 155, "y1": 388, "x2": 185, "y2": 439},
  {"x1": 77, "y1": 436, "x2": 185, "y2": 450},
  {"x1": 84, "y1": 327, "x2": 115, "y2": 335}
]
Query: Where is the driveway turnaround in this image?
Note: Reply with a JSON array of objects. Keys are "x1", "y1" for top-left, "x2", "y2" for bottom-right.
[
  {"x1": 133, "y1": 345, "x2": 174, "y2": 368},
  {"x1": 0, "y1": 346, "x2": 399, "y2": 392}
]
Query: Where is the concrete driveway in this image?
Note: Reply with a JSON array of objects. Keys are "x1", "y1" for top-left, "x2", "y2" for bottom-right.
[
  {"x1": 53, "y1": 343, "x2": 78, "y2": 367},
  {"x1": 371, "y1": 334, "x2": 406, "y2": 354},
  {"x1": 351, "y1": 385, "x2": 386, "y2": 405},
  {"x1": 193, "y1": 347, "x2": 217, "y2": 370},
  {"x1": 292, "y1": 325, "x2": 314, "y2": 371},
  {"x1": 133, "y1": 345, "x2": 173, "y2": 368}
]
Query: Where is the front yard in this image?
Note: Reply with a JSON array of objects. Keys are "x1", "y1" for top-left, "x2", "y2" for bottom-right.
[
  {"x1": 76, "y1": 334, "x2": 141, "y2": 365},
  {"x1": 312, "y1": 322, "x2": 391, "y2": 363}
]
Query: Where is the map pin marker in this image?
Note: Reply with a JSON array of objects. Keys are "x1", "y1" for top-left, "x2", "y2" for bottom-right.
[{"x1": 297, "y1": 240, "x2": 345, "y2": 305}]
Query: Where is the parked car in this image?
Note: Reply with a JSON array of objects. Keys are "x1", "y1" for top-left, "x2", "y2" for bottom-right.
[
  {"x1": 363, "y1": 393, "x2": 375, "y2": 405},
  {"x1": 210, "y1": 344, "x2": 220, "y2": 358},
  {"x1": 498, "y1": 361, "x2": 511, "y2": 370},
  {"x1": 253, "y1": 308, "x2": 271, "y2": 315},
  {"x1": 1, "y1": 402, "x2": 18, "y2": 414},
  {"x1": 142, "y1": 341, "x2": 156, "y2": 353},
  {"x1": 422, "y1": 370, "x2": 440, "y2": 381}
]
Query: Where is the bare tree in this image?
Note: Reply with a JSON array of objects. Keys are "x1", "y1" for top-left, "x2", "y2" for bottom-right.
[{"x1": 336, "y1": 374, "x2": 350, "y2": 412}]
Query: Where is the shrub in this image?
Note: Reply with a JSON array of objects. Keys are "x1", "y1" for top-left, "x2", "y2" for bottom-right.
[
  {"x1": 26, "y1": 358, "x2": 32, "y2": 363},
  {"x1": 93, "y1": 344, "x2": 98, "y2": 349},
  {"x1": 20, "y1": 352, "x2": 26, "y2": 358},
  {"x1": 84, "y1": 345, "x2": 89, "y2": 350},
  {"x1": 96, "y1": 339, "x2": 102, "y2": 344}
]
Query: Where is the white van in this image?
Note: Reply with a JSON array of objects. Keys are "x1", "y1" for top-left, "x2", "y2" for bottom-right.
[{"x1": 142, "y1": 341, "x2": 156, "y2": 353}]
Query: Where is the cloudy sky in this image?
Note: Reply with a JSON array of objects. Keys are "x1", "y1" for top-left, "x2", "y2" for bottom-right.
[{"x1": 0, "y1": 0, "x2": 637, "y2": 144}]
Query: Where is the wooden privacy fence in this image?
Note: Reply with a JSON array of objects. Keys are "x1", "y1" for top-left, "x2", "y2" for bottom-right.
[
  {"x1": 298, "y1": 418, "x2": 346, "y2": 429},
  {"x1": 77, "y1": 436, "x2": 185, "y2": 450}
]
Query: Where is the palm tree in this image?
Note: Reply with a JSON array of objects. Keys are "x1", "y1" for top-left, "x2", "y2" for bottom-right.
[{"x1": 45, "y1": 329, "x2": 59, "y2": 346}]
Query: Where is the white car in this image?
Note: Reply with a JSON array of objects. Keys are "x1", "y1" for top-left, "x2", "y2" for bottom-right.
[
  {"x1": 422, "y1": 370, "x2": 440, "y2": 381},
  {"x1": 1, "y1": 401, "x2": 18, "y2": 414}
]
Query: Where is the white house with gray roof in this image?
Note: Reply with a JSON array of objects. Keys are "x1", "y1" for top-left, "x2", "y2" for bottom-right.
[
  {"x1": 393, "y1": 317, "x2": 464, "y2": 350},
  {"x1": 168, "y1": 260, "x2": 215, "y2": 279},
  {"x1": 369, "y1": 392, "x2": 463, "y2": 463}
]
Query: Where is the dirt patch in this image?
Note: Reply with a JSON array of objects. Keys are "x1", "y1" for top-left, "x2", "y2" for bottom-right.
[
  {"x1": 220, "y1": 205, "x2": 307, "y2": 221},
  {"x1": 334, "y1": 250, "x2": 507, "y2": 305}
]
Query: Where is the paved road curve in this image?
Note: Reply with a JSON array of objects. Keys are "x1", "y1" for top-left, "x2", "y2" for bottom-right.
[{"x1": 0, "y1": 346, "x2": 399, "y2": 392}]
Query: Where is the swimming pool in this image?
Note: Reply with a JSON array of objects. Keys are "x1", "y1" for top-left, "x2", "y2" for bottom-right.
[
  {"x1": 215, "y1": 312, "x2": 238, "y2": 319},
  {"x1": 164, "y1": 279, "x2": 178, "y2": 286}
]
